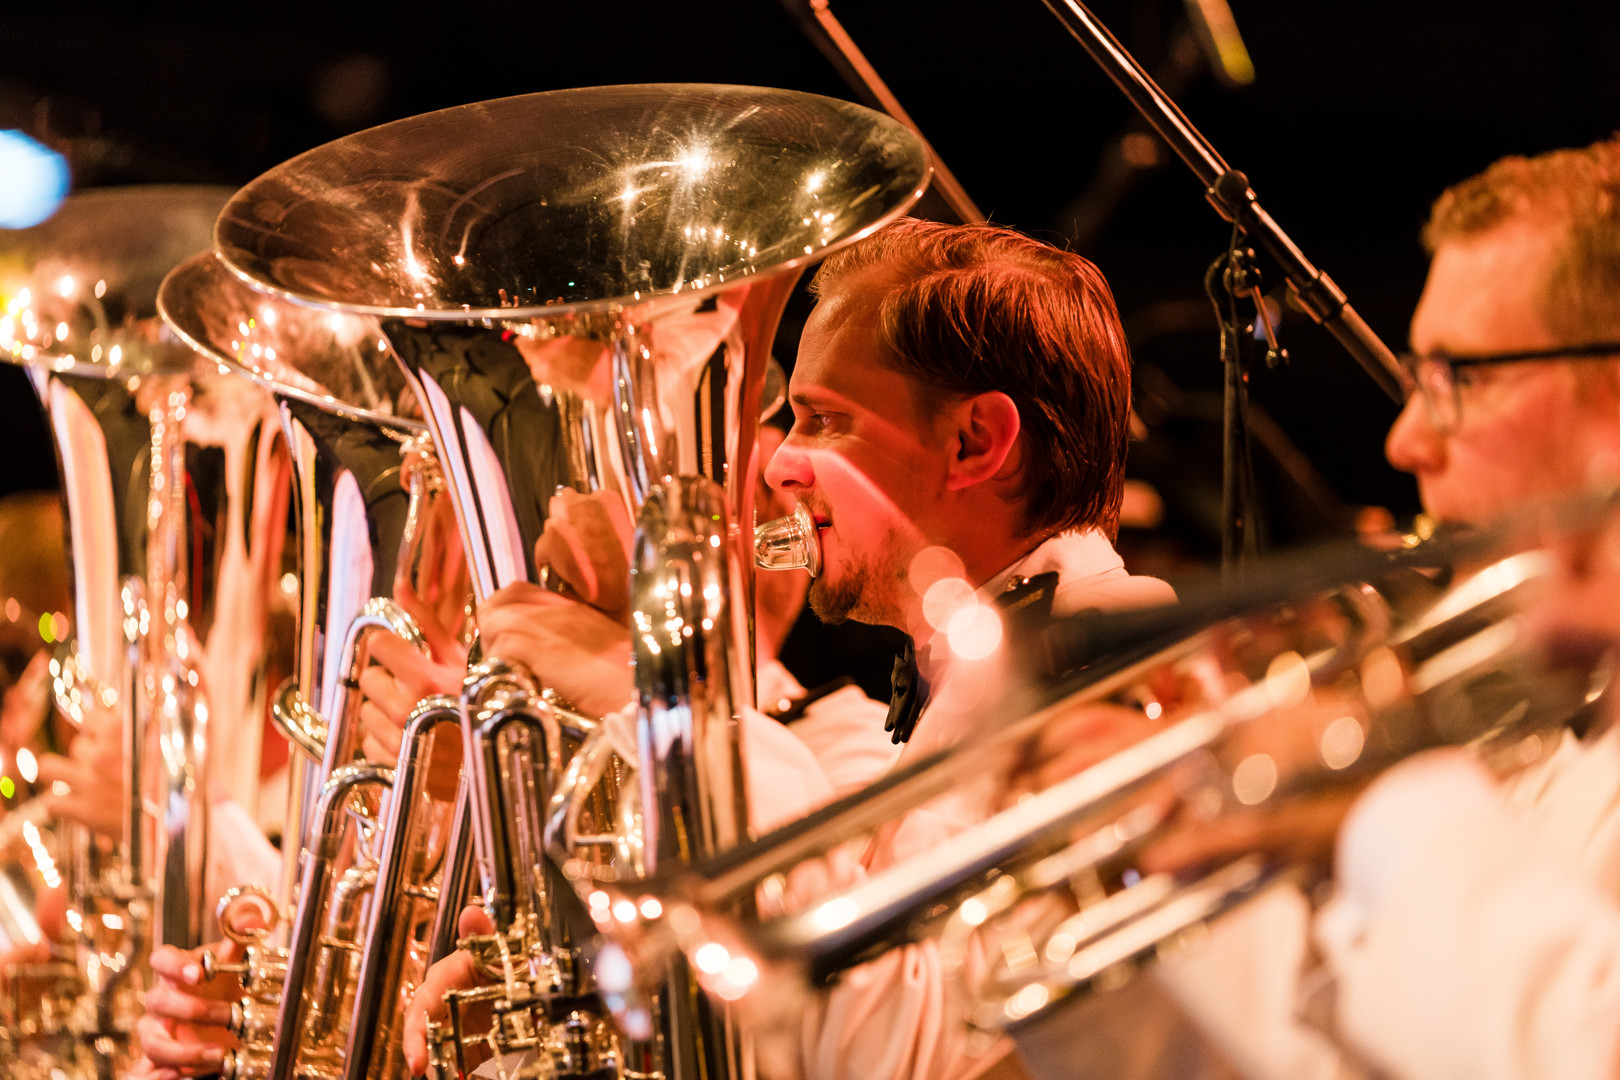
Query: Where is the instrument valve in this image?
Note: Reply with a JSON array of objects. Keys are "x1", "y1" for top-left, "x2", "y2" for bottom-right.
[
  {"x1": 230, "y1": 997, "x2": 280, "y2": 1043},
  {"x1": 201, "y1": 951, "x2": 250, "y2": 981}
]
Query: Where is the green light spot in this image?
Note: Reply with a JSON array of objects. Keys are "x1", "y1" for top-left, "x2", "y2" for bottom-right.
[
  {"x1": 1, "y1": 777, "x2": 15, "y2": 799},
  {"x1": 37, "y1": 613, "x2": 52, "y2": 644}
]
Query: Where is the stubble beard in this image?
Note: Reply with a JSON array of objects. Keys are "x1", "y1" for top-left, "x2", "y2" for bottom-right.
[{"x1": 806, "y1": 526, "x2": 907, "y2": 627}]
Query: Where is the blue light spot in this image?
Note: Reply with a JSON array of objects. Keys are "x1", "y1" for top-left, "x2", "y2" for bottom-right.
[{"x1": 0, "y1": 131, "x2": 70, "y2": 229}]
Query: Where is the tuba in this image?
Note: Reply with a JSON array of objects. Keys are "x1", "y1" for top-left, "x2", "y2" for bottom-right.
[
  {"x1": 158, "y1": 250, "x2": 475, "y2": 1080},
  {"x1": 0, "y1": 186, "x2": 294, "y2": 1079},
  {"x1": 212, "y1": 83, "x2": 929, "y2": 1080},
  {"x1": 574, "y1": 525, "x2": 1608, "y2": 1060}
]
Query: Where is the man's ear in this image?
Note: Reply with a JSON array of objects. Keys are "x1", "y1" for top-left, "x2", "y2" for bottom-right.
[{"x1": 944, "y1": 391, "x2": 1022, "y2": 491}]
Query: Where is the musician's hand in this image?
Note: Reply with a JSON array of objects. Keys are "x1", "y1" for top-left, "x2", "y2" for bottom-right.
[
  {"x1": 1140, "y1": 788, "x2": 1364, "y2": 877},
  {"x1": 1002, "y1": 702, "x2": 1165, "y2": 803},
  {"x1": 1138, "y1": 680, "x2": 1372, "y2": 877},
  {"x1": 403, "y1": 905, "x2": 496, "y2": 1077},
  {"x1": 1525, "y1": 511, "x2": 1620, "y2": 663},
  {"x1": 479, "y1": 584, "x2": 634, "y2": 718},
  {"x1": 0, "y1": 648, "x2": 52, "y2": 751},
  {"x1": 357, "y1": 631, "x2": 465, "y2": 799},
  {"x1": 357, "y1": 631, "x2": 466, "y2": 758},
  {"x1": 133, "y1": 939, "x2": 247, "y2": 1079},
  {"x1": 36, "y1": 699, "x2": 125, "y2": 838},
  {"x1": 533, "y1": 489, "x2": 634, "y2": 624}
]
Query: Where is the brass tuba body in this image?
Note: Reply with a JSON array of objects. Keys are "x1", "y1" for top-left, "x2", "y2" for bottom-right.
[
  {"x1": 159, "y1": 250, "x2": 473, "y2": 1080},
  {"x1": 0, "y1": 187, "x2": 294, "y2": 1078},
  {"x1": 212, "y1": 84, "x2": 929, "y2": 1080}
]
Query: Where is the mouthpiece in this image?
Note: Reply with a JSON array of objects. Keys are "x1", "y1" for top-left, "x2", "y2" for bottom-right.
[{"x1": 754, "y1": 503, "x2": 821, "y2": 578}]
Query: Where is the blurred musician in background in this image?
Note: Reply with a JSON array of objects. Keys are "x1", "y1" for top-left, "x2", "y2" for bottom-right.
[
  {"x1": 0, "y1": 492, "x2": 72, "y2": 967},
  {"x1": 1143, "y1": 135, "x2": 1620, "y2": 1080},
  {"x1": 400, "y1": 217, "x2": 1174, "y2": 1080},
  {"x1": 1307, "y1": 133, "x2": 1620, "y2": 1080}
]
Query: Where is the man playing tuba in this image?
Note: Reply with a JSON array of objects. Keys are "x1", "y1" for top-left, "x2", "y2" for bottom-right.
[{"x1": 400, "y1": 216, "x2": 1174, "y2": 1080}]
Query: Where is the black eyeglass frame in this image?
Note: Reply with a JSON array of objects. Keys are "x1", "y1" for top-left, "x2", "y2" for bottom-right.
[{"x1": 1396, "y1": 342, "x2": 1620, "y2": 433}]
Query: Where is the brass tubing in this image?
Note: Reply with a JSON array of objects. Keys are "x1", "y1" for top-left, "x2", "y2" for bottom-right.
[
  {"x1": 343, "y1": 696, "x2": 463, "y2": 1080},
  {"x1": 266, "y1": 762, "x2": 395, "y2": 1080}
]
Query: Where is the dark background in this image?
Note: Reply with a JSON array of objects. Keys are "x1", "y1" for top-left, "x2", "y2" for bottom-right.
[{"x1": 3, "y1": 0, "x2": 1619, "y2": 555}]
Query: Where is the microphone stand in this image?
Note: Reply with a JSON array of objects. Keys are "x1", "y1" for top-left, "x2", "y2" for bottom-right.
[
  {"x1": 1040, "y1": 0, "x2": 1402, "y2": 402},
  {"x1": 1039, "y1": 0, "x2": 1405, "y2": 570}
]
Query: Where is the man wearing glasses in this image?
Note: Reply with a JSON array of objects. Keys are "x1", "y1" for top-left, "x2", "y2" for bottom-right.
[
  {"x1": 1210, "y1": 139, "x2": 1620, "y2": 1080},
  {"x1": 1311, "y1": 137, "x2": 1620, "y2": 1080},
  {"x1": 1137, "y1": 138, "x2": 1620, "y2": 1080},
  {"x1": 1385, "y1": 142, "x2": 1620, "y2": 526}
]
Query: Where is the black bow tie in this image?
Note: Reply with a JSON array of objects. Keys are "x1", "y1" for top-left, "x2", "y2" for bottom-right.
[
  {"x1": 885, "y1": 639, "x2": 930, "y2": 745},
  {"x1": 884, "y1": 571, "x2": 1061, "y2": 745}
]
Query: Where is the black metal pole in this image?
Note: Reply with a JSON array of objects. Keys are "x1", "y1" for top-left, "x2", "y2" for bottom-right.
[
  {"x1": 1040, "y1": 0, "x2": 1405, "y2": 403},
  {"x1": 778, "y1": 0, "x2": 986, "y2": 225}
]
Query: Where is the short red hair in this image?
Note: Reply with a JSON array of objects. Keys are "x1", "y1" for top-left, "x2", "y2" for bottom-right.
[{"x1": 811, "y1": 218, "x2": 1132, "y2": 539}]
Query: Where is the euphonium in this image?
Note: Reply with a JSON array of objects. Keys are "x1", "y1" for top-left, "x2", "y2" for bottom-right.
[
  {"x1": 212, "y1": 83, "x2": 929, "y2": 1080},
  {"x1": 0, "y1": 187, "x2": 294, "y2": 1079},
  {"x1": 579, "y1": 526, "x2": 1606, "y2": 1056},
  {"x1": 159, "y1": 251, "x2": 474, "y2": 1080}
]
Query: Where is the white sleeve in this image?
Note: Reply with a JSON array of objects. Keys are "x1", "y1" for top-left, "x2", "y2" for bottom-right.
[
  {"x1": 754, "y1": 659, "x2": 899, "y2": 800},
  {"x1": 1317, "y1": 752, "x2": 1620, "y2": 1080},
  {"x1": 206, "y1": 797, "x2": 283, "y2": 922},
  {"x1": 742, "y1": 705, "x2": 839, "y2": 832},
  {"x1": 1154, "y1": 884, "x2": 1348, "y2": 1080},
  {"x1": 787, "y1": 800, "x2": 1018, "y2": 1080},
  {"x1": 789, "y1": 685, "x2": 900, "y2": 799}
]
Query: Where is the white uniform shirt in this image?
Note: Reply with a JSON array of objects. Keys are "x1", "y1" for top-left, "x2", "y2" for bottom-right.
[
  {"x1": 756, "y1": 529, "x2": 1175, "y2": 1080},
  {"x1": 1157, "y1": 713, "x2": 1620, "y2": 1080},
  {"x1": 1318, "y1": 726, "x2": 1620, "y2": 1080}
]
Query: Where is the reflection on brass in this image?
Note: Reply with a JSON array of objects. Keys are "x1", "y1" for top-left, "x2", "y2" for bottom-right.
[
  {"x1": 582, "y1": 537, "x2": 1603, "y2": 1060},
  {"x1": 0, "y1": 186, "x2": 293, "y2": 1080},
  {"x1": 216, "y1": 84, "x2": 928, "y2": 1080},
  {"x1": 159, "y1": 249, "x2": 474, "y2": 1080}
]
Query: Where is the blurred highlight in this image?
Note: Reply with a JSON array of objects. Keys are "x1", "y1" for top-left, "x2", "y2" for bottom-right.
[{"x1": 0, "y1": 131, "x2": 69, "y2": 229}]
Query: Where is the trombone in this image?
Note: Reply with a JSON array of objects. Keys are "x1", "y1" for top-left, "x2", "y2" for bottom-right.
[{"x1": 575, "y1": 524, "x2": 1606, "y2": 1052}]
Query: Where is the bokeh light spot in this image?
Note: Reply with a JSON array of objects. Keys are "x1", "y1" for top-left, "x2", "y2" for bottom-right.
[{"x1": 0, "y1": 130, "x2": 69, "y2": 229}]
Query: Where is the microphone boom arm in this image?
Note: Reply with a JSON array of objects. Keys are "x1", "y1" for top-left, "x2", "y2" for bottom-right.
[{"x1": 1040, "y1": 0, "x2": 1405, "y2": 401}]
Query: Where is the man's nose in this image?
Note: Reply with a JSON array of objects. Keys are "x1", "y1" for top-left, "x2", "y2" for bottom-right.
[
  {"x1": 763, "y1": 434, "x2": 813, "y2": 492},
  {"x1": 1385, "y1": 394, "x2": 1447, "y2": 476}
]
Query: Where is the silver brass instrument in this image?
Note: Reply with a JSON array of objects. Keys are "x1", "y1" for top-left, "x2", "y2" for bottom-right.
[
  {"x1": 159, "y1": 251, "x2": 473, "y2": 1080},
  {"x1": 582, "y1": 536, "x2": 1604, "y2": 1056},
  {"x1": 213, "y1": 84, "x2": 929, "y2": 1080},
  {"x1": 0, "y1": 187, "x2": 293, "y2": 1078}
]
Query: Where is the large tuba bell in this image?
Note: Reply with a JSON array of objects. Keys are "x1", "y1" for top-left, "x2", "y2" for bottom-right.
[
  {"x1": 158, "y1": 249, "x2": 475, "y2": 1080},
  {"x1": 0, "y1": 186, "x2": 295, "y2": 1078},
  {"x1": 211, "y1": 83, "x2": 929, "y2": 1080},
  {"x1": 576, "y1": 525, "x2": 1607, "y2": 1060}
]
